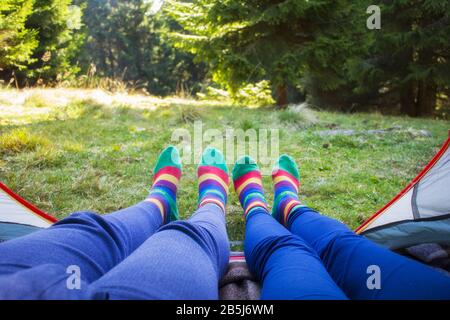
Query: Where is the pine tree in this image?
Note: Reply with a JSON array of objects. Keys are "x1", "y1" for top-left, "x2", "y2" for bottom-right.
[
  {"x1": 0, "y1": 0, "x2": 38, "y2": 84},
  {"x1": 166, "y1": 0, "x2": 358, "y2": 107},
  {"x1": 19, "y1": 0, "x2": 84, "y2": 84},
  {"x1": 77, "y1": 0, "x2": 205, "y2": 95},
  {"x1": 352, "y1": 0, "x2": 450, "y2": 116}
]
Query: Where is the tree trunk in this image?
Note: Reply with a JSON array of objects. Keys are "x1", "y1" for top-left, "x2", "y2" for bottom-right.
[
  {"x1": 414, "y1": 47, "x2": 436, "y2": 117},
  {"x1": 416, "y1": 80, "x2": 436, "y2": 117},
  {"x1": 400, "y1": 81, "x2": 417, "y2": 116},
  {"x1": 276, "y1": 84, "x2": 289, "y2": 108}
]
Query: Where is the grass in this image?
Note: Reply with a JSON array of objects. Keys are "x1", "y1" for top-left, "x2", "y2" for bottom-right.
[
  {"x1": 0, "y1": 128, "x2": 51, "y2": 156},
  {"x1": 24, "y1": 93, "x2": 48, "y2": 108},
  {"x1": 0, "y1": 88, "x2": 449, "y2": 246}
]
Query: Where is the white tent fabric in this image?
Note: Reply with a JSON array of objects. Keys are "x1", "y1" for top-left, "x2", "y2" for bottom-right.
[
  {"x1": 362, "y1": 189, "x2": 415, "y2": 230},
  {"x1": 0, "y1": 182, "x2": 54, "y2": 228},
  {"x1": 356, "y1": 134, "x2": 450, "y2": 249},
  {"x1": 415, "y1": 147, "x2": 450, "y2": 217}
]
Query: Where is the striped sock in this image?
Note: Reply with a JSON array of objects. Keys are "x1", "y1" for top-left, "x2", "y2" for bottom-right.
[
  {"x1": 272, "y1": 154, "x2": 303, "y2": 226},
  {"x1": 198, "y1": 147, "x2": 229, "y2": 214},
  {"x1": 145, "y1": 146, "x2": 181, "y2": 223},
  {"x1": 232, "y1": 156, "x2": 269, "y2": 219}
]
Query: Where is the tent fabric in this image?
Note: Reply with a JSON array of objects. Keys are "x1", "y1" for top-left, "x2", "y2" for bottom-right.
[
  {"x1": 355, "y1": 133, "x2": 450, "y2": 249},
  {"x1": 0, "y1": 222, "x2": 42, "y2": 243},
  {"x1": 0, "y1": 182, "x2": 55, "y2": 242},
  {"x1": 361, "y1": 216, "x2": 450, "y2": 249},
  {"x1": 0, "y1": 182, "x2": 56, "y2": 228},
  {"x1": 415, "y1": 145, "x2": 450, "y2": 218}
]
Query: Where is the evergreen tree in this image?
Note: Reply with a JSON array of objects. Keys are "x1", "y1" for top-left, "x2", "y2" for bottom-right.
[
  {"x1": 78, "y1": 0, "x2": 205, "y2": 95},
  {"x1": 349, "y1": 1, "x2": 450, "y2": 116},
  {"x1": 166, "y1": 0, "x2": 359, "y2": 107},
  {"x1": 0, "y1": 0, "x2": 38, "y2": 84},
  {"x1": 18, "y1": 0, "x2": 84, "y2": 84}
]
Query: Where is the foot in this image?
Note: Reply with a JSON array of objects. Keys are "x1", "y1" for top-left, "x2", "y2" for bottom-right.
[
  {"x1": 272, "y1": 154, "x2": 302, "y2": 225},
  {"x1": 146, "y1": 146, "x2": 181, "y2": 223},
  {"x1": 232, "y1": 156, "x2": 268, "y2": 219},
  {"x1": 197, "y1": 147, "x2": 229, "y2": 214}
]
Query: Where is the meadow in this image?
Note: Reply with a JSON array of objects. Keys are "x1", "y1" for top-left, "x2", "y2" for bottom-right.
[{"x1": 1, "y1": 88, "x2": 449, "y2": 245}]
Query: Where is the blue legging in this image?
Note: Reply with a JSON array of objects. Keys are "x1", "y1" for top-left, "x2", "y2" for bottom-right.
[
  {"x1": 0, "y1": 202, "x2": 229, "y2": 299},
  {"x1": 245, "y1": 206, "x2": 450, "y2": 300}
]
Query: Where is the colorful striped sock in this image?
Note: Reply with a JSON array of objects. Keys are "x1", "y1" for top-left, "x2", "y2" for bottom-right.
[
  {"x1": 232, "y1": 156, "x2": 269, "y2": 219},
  {"x1": 271, "y1": 154, "x2": 303, "y2": 226},
  {"x1": 145, "y1": 146, "x2": 181, "y2": 223},
  {"x1": 198, "y1": 147, "x2": 229, "y2": 214}
]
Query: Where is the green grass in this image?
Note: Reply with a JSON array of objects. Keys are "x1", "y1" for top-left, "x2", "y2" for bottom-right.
[
  {"x1": 0, "y1": 128, "x2": 51, "y2": 156},
  {"x1": 24, "y1": 92, "x2": 48, "y2": 108},
  {"x1": 1, "y1": 88, "x2": 449, "y2": 245}
]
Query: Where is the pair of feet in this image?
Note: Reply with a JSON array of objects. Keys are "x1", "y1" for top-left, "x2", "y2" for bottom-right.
[{"x1": 147, "y1": 146, "x2": 303, "y2": 226}]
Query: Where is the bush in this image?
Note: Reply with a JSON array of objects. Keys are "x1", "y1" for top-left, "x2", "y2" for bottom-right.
[
  {"x1": 197, "y1": 81, "x2": 275, "y2": 106},
  {"x1": 196, "y1": 86, "x2": 229, "y2": 101},
  {"x1": 232, "y1": 81, "x2": 275, "y2": 106}
]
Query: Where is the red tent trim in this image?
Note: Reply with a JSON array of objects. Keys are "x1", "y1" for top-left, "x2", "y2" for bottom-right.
[
  {"x1": 0, "y1": 182, "x2": 58, "y2": 224},
  {"x1": 355, "y1": 132, "x2": 450, "y2": 234}
]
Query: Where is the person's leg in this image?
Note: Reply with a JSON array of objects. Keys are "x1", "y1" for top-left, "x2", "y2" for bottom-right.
[
  {"x1": 90, "y1": 148, "x2": 231, "y2": 299},
  {"x1": 233, "y1": 156, "x2": 347, "y2": 300},
  {"x1": 90, "y1": 203, "x2": 229, "y2": 299},
  {"x1": 272, "y1": 154, "x2": 450, "y2": 300},
  {"x1": 0, "y1": 146, "x2": 181, "y2": 289}
]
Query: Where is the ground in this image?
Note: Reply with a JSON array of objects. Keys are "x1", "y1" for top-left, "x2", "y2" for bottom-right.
[{"x1": 0, "y1": 88, "x2": 449, "y2": 247}]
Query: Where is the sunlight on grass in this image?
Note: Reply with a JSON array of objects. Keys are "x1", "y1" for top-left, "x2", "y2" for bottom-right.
[
  {"x1": 278, "y1": 104, "x2": 318, "y2": 127},
  {"x1": 0, "y1": 128, "x2": 51, "y2": 156},
  {"x1": 24, "y1": 93, "x2": 48, "y2": 108}
]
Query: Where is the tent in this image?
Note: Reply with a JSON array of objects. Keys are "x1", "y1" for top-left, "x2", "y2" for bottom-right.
[
  {"x1": 355, "y1": 132, "x2": 450, "y2": 249},
  {"x1": 0, "y1": 182, "x2": 56, "y2": 242}
]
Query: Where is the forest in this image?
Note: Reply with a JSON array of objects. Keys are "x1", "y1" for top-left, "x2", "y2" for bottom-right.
[{"x1": 1, "y1": 0, "x2": 449, "y2": 117}]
